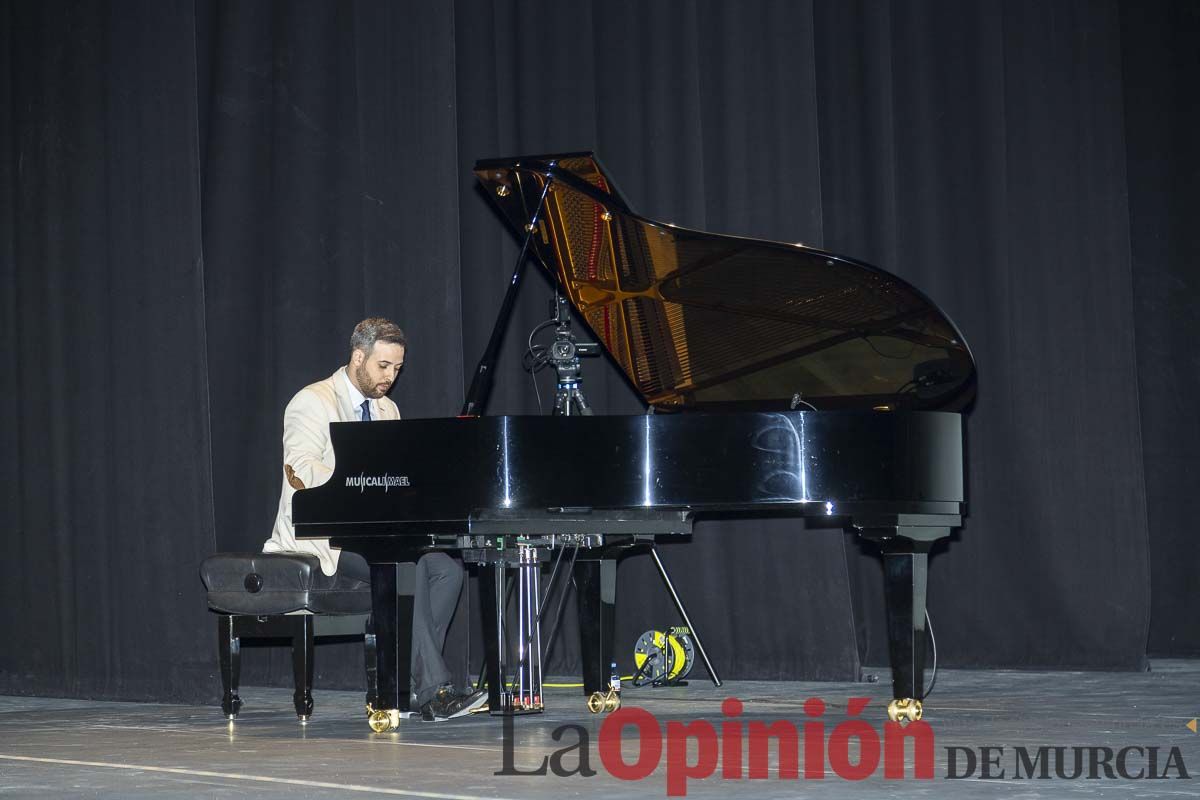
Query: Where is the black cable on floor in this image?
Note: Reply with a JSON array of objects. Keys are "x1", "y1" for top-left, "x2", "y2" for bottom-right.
[{"x1": 923, "y1": 608, "x2": 938, "y2": 698}]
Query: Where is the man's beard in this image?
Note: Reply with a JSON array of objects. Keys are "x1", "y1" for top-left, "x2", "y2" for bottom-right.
[{"x1": 353, "y1": 363, "x2": 389, "y2": 399}]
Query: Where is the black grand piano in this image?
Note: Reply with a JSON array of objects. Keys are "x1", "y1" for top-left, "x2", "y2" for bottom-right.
[{"x1": 293, "y1": 153, "x2": 975, "y2": 729}]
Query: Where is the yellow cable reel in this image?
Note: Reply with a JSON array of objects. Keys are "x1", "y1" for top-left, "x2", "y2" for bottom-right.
[{"x1": 632, "y1": 627, "x2": 695, "y2": 686}]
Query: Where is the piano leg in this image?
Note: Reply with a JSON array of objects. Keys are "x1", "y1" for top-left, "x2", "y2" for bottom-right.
[
  {"x1": 575, "y1": 557, "x2": 617, "y2": 697},
  {"x1": 363, "y1": 615, "x2": 378, "y2": 711},
  {"x1": 877, "y1": 534, "x2": 938, "y2": 723},
  {"x1": 477, "y1": 563, "x2": 505, "y2": 713},
  {"x1": 368, "y1": 562, "x2": 415, "y2": 724}
]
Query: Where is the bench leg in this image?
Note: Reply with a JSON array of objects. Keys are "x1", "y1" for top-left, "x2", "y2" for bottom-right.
[
  {"x1": 291, "y1": 615, "x2": 315, "y2": 720},
  {"x1": 217, "y1": 615, "x2": 243, "y2": 719}
]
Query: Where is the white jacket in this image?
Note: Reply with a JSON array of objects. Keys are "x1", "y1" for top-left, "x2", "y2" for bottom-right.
[{"x1": 264, "y1": 367, "x2": 400, "y2": 575}]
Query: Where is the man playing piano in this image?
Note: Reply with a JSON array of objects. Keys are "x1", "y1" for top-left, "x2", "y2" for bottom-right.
[{"x1": 263, "y1": 317, "x2": 485, "y2": 721}]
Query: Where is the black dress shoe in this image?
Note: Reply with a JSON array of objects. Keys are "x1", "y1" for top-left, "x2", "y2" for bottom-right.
[{"x1": 421, "y1": 686, "x2": 489, "y2": 721}]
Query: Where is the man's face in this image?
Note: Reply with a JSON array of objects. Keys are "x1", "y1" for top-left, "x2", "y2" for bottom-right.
[{"x1": 350, "y1": 342, "x2": 406, "y2": 399}]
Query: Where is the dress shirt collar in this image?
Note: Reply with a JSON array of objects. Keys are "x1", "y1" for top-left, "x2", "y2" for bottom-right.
[{"x1": 339, "y1": 366, "x2": 371, "y2": 419}]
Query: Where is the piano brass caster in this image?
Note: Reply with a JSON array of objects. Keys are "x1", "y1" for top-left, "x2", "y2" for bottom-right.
[
  {"x1": 588, "y1": 690, "x2": 622, "y2": 714},
  {"x1": 366, "y1": 705, "x2": 401, "y2": 733},
  {"x1": 887, "y1": 698, "x2": 922, "y2": 724}
]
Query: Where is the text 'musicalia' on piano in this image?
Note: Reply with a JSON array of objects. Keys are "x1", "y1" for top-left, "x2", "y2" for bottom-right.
[{"x1": 292, "y1": 153, "x2": 976, "y2": 731}]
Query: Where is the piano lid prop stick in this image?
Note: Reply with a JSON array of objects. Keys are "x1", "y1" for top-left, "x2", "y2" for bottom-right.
[{"x1": 460, "y1": 161, "x2": 559, "y2": 418}]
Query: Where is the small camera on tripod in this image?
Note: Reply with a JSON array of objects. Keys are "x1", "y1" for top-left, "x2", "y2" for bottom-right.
[
  {"x1": 549, "y1": 338, "x2": 599, "y2": 361},
  {"x1": 548, "y1": 295, "x2": 599, "y2": 370},
  {"x1": 548, "y1": 294, "x2": 599, "y2": 415}
]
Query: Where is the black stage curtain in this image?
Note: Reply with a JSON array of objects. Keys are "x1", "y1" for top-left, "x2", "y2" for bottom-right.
[
  {"x1": 2, "y1": 0, "x2": 1195, "y2": 702},
  {"x1": 0, "y1": 0, "x2": 217, "y2": 699},
  {"x1": 1122, "y1": 0, "x2": 1200, "y2": 657},
  {"x1": 818, "y1": 0, "x2": 1152, "y2": 670}
]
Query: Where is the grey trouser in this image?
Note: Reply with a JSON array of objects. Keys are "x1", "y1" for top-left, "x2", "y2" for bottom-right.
[
  {"x1": 408, "y1": 552, "x2": 462, "y2": 706},
  {"x1": 336, "y1": 551, "x2": 463, "y2": 708}
]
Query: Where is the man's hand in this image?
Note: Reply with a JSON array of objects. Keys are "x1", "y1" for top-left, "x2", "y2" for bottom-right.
[
  {"x1": 281, "y1": 389, "x2": 335, "y2": 489},
  {"x1": 284, "y1": 464, "x2": 306, "y2": 491}
]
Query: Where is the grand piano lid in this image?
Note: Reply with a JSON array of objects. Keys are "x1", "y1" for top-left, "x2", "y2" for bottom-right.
[{"x1": 474, "y1": 152, "x2": 976, "y2": 412}]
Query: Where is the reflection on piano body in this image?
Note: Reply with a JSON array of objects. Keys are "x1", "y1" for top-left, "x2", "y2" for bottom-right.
[{"x1": 293, "y1": 153, "x2": 975, "y2": 727}]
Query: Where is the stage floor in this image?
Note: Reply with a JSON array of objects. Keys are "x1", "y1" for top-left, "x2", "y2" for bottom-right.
[{"x1": 0, "y1": 660, "x2": 1196, "y2": 798}]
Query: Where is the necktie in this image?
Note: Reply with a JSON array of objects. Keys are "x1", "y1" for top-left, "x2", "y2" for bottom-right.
[{"x1": 360, "y1": 399, "x2": 371, "y2": 422}]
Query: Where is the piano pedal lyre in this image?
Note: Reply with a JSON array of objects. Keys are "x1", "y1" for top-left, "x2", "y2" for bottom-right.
[
  {"x1": 507, "y1": 545, "x2": 544, "y2": 713},
  {"x1": 886, "y1": 698, "x2": 923, "y2": 724},
  {"x1": 492, "y1": 545, "x2": 545, "y2": 714}
]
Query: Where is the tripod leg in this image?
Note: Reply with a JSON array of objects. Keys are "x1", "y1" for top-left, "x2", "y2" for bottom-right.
[
  {"x1": 649, "y1": 545, "x2": 722, "y2": 687},
  {"x1": 571, "y1": 388, "x2": 594, "y2": 416}
]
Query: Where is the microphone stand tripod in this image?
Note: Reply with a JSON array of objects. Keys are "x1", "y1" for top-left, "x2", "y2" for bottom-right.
[{"x1": 544, "y1": 293, "x2": 722, "y2": 690}]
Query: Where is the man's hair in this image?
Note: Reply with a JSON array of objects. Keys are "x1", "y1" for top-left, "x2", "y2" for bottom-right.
[{"x1": 350, "y1": 317, "x2": 407, "y2": 357}]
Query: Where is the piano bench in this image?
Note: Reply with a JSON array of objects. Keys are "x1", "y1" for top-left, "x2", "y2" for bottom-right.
[{"x1": 199, "y1": 552, "x2": 376, "y2": 722}]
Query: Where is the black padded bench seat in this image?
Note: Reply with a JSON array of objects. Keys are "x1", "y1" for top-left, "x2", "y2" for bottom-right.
[
  {"x1": 201, "y1": 552, "x2": 372, "y2": 616},
  {"x1": 200, "y1": 552, "x2": 376, "y2": 721}
]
